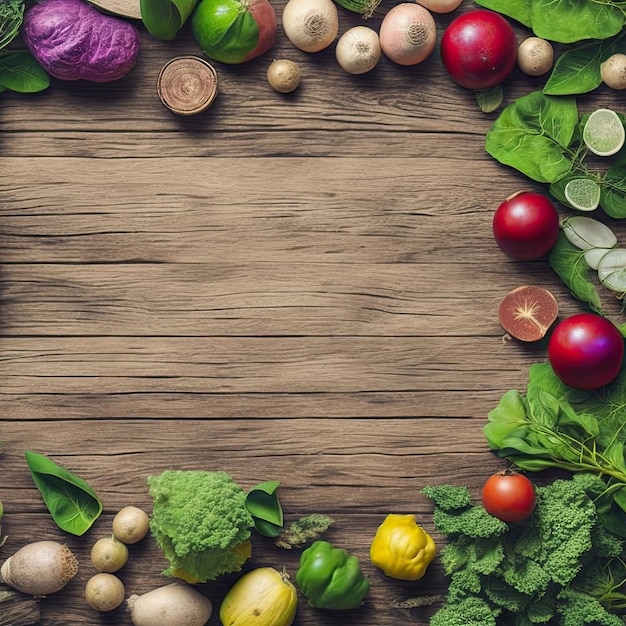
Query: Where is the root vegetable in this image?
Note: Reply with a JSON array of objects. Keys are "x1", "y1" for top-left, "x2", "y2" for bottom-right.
[
  {"x1": 112, "y1": 506, "x2": 150, "y2": 544},
  {"x1": 517, "y1": 37, "x2": 554, "y2": 76},
  {"x1": 601, "y1": 53, "x2": 626, "y2": 90},
  {"x1": 267, "y1": 59, "x2": 302, "y2": 93},
  {"x1": 85, "y1": 573, "x2": 125, "y2": 612},
  {"x1": 91, "y1": 536, "x2": 129, "y2": 573},
  {"x1": 282, "y1": 0, "x2": 339, "y2": 53},
  {"x1": 379, "y1": 3, "x2": 436, "y2": 66},
  {"x1": 414, "y1": 0, "x2": 463, "y2": 14},
  {"x1": 127, "y1": 582, "x2": 212, "y2": 626},
  {"x1": 0, "y1": 541, "x2": 78, "y2": 596},
  {"x1": 335, "y1": 26, "x2": 381, "y2": 75}
]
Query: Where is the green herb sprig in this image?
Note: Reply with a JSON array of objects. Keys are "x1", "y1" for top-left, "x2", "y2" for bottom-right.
[{"x1": 485, "y1": 362, "x2": 626, "y2": 535}]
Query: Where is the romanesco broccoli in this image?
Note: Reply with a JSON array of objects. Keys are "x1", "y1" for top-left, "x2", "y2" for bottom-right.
[{"x1": 148, "y1": 470, "x2": 254, "y2": 582}]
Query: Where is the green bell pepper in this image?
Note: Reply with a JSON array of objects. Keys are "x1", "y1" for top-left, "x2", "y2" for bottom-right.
[{"x1": 295, "y1": 540, "x2": 369, "y2": 610}]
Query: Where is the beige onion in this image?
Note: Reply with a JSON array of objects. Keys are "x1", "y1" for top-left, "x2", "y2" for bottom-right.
[{"x1": 282, "y1": 0, "x2": 339, "y2": 53}]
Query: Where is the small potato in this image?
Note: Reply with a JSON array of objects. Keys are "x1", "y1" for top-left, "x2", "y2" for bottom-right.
[
  {"x1": 517, "y1": 36, "x2": 554, "y2": 76},
  {"x1": 91, "y1": 536, "x2": 129, "y2": 573},
  {"x1": 267, "y1": 59, "x2": 301, "y2": 94},
  {"x1": 112, "y1": 506, "x2": 150, "y2": 544},
  {"x1": 85, "y1": 573, "x2": 125, "y2": 612},
  {"x1": 127, "y1": 582, "x2": 212, "y2": 626}
]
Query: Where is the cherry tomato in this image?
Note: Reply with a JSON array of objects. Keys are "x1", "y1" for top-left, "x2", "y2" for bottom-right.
[
  {"x1": 492, "y1": 191, "x2": 560, "y2": 260},
  {"x1": 481, "y1": 470, "x2": 536, "y2": 523},
  {"x1": 548, "y1": 313, "x2": 624, "y2": 390},
  {"x1": 440, "y1": 9, "x2": 517, "y2": 90}
]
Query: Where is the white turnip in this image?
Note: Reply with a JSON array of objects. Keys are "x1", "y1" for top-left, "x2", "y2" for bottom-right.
[
  {"x1": 282, "y1": 0, "x2": 339, "y2": 53},
  {"x1": 335, "y1": 26, "x2": 381, "y2": 75},
  {"x1": 127, "y1": 582, "x2": 212, "y2": 626},
  {"x1": 267, "y1": 59, "x2": 302, "y2": 93},
  {"x1": 0, "y1": 541, "x2": 78, "y2": 596},
  {"x1": 379, "y1": 4, "x2": 436, "y2": 66}
]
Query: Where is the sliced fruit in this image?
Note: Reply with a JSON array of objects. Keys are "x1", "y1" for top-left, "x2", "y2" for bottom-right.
[
  {"x1": 584, "y1": 248, "x2": 612, "y2": 270},
  {"x1": 498, "y1": 285, "x2": 559, "y2": 342},
  {"x1": 564, "y1": 178, "x2": 601, "y2": 212},
  {"x1": 582, "y1": 108, "x2": 625, "y2": 157},
  {"x1": 598, "y1": 248, "x2": 626, "y2": 293},
  {"x1": 562, "y1": 216, "x2": 618, "y2": 250}
]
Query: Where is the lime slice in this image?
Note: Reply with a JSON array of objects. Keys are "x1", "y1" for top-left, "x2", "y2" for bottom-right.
[
  {"x1": 564, "y1": 178, "x2": 601, "y2": 211},
  {"x1": 582, "y1": 108, "x2": 625, "y2": 157}
]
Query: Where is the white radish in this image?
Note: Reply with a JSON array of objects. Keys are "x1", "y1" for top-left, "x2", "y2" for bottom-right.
[
  {"x1": 379, "y1": 3, "x2": 436, "y2": 66},
  {"x1": 127, "y1": 582, "x2": 212, "y2": 626},
  {"x1": 0, "y1": 541, "x2": 78, "y2": 595},
  {"x1": 335, "y1": 26, "x2": 381, "y2": 75},
  {"x1": 282, "y1": 0, "x2": 338, "y2": 53}
]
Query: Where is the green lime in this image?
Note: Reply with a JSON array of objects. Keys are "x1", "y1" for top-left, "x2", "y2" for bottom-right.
[
  {"x1": 582, "y1": 108, "x2": 625, "y2": 156},
  {"x1": 564, "y1": 178, "x2": 601, "y2": 211}
]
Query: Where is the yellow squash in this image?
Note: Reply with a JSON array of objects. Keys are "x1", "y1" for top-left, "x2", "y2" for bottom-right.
[
  {"x1": 219, "y1": 567, "x2": 297, "y2": 626},
  {"x1": 370, "y1": 513, "x2": 436, "y2": 581}
]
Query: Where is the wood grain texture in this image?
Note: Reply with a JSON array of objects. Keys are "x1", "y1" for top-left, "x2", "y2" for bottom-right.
[{"x1": 1, "y1": 0, "x2": 625, "y2": 624}]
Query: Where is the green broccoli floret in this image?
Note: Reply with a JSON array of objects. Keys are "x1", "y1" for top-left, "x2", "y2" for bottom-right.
[
  {"x1": 430, "y1": 596, "x2": 498, "y2": 626},
  {"x1": 148, "y1": 470, "x2": 254, "y2": 583},
  {"x1": 557, "y1": 587, "x2": 626, "y2": 626}
]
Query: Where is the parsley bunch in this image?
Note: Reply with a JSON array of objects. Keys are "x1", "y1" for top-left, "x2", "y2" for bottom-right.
[{"x1": 422, "y1": 474, "x2": 626, "y2": 626}]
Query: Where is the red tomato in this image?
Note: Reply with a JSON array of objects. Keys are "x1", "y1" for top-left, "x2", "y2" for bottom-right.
[
  {"x1": 440, "y1": 9, "x2": 517, "y2": 90},
  {"x1": 492, "y1": 191, "x2": 560, "y2": 260},
  {"x1": 548, "y1": 313, "x2": 624, "y2": 390},
  {"x1": 481, "y1": 470, "x2": 536, "y2": 523}
]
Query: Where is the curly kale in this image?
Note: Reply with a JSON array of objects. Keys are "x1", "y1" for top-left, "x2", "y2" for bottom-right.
[{"x1": 422, "y1": 474, "x2": 626, "y2": 625}]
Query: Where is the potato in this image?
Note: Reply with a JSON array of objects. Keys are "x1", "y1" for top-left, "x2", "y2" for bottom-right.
[{"x1": 127, "y1": 582, "x2": 212, "y2": 626}]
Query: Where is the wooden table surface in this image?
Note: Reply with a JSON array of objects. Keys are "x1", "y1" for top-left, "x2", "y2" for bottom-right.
[{"x1": 1, "y1": 1, "x2": 623, "y2": 624}]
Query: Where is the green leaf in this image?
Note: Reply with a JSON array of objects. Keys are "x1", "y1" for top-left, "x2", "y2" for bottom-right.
[
  {"x1": 484, "y1": 390, "x2": 529, "y2": 450},
  {"x1": 601, "y1": 155, "x2": 626, "y2": 219},
  {"x1": 543, "y1": 41, "x2": 603, "y2": 95},
  {"x1": 140, "y1": 0, "x2": 199, "y2": 40},
  {"x1": 485, "y1": 91, "x2": 578, "y2": 183},
  {"x1": 25, "y1": 451, "x2": 102, "y2": 536},
  {"x1": 245, "y1": 480, "x2": 283, "y2": 537},
  {"x1": 473, "y1": 0, "x2": 531, "y2": 28},
  {"x1": 476, "y1": 86, "x2": 503, "y2": 114},
  {"x1": 548, "y1": 232, "x2": 603, "y2": 313},
  {"x1": 0, "y1": 51, "x2": 49, "y2": 93}
]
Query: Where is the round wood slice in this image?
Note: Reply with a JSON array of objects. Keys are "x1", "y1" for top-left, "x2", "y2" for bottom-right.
[
  {"x1": 89, "y1": 0, "x2": 142, "y2": 19},
  {"x1": 157, "y1": 56, "x2": 218, "y2": 116}
]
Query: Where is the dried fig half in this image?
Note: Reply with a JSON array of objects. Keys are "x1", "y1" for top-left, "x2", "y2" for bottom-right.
[{"x1": 498, "y1": 285, "x2": 558, "y2": 342}]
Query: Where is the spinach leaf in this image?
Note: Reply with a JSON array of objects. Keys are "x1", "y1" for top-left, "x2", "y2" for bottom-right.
[
  {"x1": 475, "y1": 0, "x2": 624, "y2": 43},
  {"x1": 601, "y1": 156, "x2": 626, "y2": 219},
  {"x1": 140, "y1": 0, "x2": 199, "y2": 40},
  {"x1": 485, "y1": 91, "x2": 578, "y2": 183},
  {"x1": 543, "y1": 41, "x2": 604, "y2": 95},
  {"x1": 245, "y1": 480, "x2": 283, "y2": 537},
  {"x1": 25, "y1": 451, "x2": 102, "y2": 536},
  {"x1": 548, "y1": 232, "x2": 603, "y2": 314},
  {"x1": 0, "y1": 51, "x2": 50, "y2": 93}
]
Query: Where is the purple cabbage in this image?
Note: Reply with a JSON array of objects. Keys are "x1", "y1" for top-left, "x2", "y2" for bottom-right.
[{"x1": 23, "y1": 0, "x2": 140, "y2": 82}]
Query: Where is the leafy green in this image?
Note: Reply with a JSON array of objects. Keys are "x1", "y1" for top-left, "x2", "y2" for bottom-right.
[
  {"x1": 548, "y1": 232, "x2": 604, "y2": 314},
  {"x1": 275, "y1": 514, "x2": 334, "y2": 549},
  {"x1": 484, "y1": 363, "x2": 626, "y2": 534},
  {"x1": 474, "y1": 0, "x2": 624, "y2": 44},
  {"x1": 140, "y1": 0, "x2": 199, "y2": 40},
  {"x1": 0, "y1": 0, "x2": 23, "y2": 50},
  {"x1": 486, "y1": 92, "x2": 626, "y2": 218},
  {"x1": 25, "y1": 450, "x2": 102, "y2": 536},
  {"x1": 485, "y1": 91, "x2": 579, "y2": 184},
  {"x1": 245, "y1": 480, "x2": 283, "y2": 537},
  {"x1": 0, "y1": 51, "x2": 50, "y2": 94},
  {"x1": 423, "y1": 475, "x2": 626, "y2": 625}
]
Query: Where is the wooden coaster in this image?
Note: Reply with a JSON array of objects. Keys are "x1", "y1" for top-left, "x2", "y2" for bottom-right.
[
  {"x1": 157, "y1": 56, "x2": 218, "y2": 116},
  {"x1": 89, "y1": 0, "x2": 142, "y2": 19}
]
